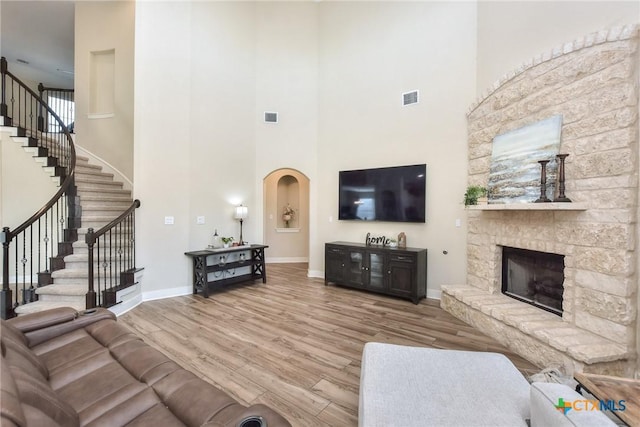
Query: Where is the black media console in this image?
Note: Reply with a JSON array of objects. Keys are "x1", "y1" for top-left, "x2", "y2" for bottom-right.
[{"x1": 324, "y1": 241, "x2": 427, "y2": 304}]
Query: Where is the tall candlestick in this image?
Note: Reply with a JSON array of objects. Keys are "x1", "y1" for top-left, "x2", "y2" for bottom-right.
[
  {"x1": 535, "y1": 160, "x2": 551, "y2": 203},
  {"x1": 554, "y1": 154, "x2": 571, "y2": 202}
]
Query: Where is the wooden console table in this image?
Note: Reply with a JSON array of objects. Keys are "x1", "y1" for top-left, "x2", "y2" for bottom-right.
[
  {"x1": 575, "y1": 372, "x2": 640, "y2": 426},
  {"x1": 185, "y1": 244, "x2": 268, "y2": 298}
]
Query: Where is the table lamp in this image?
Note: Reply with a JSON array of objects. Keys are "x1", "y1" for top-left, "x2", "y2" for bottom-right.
[{"x1": 234, "y1": 205, "x2": 248, "y2": 245}]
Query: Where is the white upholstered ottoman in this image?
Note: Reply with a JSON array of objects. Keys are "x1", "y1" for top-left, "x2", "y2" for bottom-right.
[{"x1": 358, "y1": 343, "x2": 531, "y2": 427}]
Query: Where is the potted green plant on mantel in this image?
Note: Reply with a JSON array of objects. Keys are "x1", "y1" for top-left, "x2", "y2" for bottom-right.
[
  {"x1": 221, "y1": 237, "x2": 234, "y2": 248},
  {"x1": 464, "y1": 185, "x2": 488, "y2": 206}
]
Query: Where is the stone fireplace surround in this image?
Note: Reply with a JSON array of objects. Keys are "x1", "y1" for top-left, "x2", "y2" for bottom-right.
[{"x1": 442, "y1": 24, "x2": 639, "y2": 377}]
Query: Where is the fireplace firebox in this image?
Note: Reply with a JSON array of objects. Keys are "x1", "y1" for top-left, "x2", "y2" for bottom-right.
[{"x1": 501, "y1": 246, "x2": 564, "y2": 316}]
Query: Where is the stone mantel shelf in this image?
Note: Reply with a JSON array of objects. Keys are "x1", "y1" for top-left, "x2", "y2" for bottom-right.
[{"x1": 468, "y1": 202, "x2": 587, "y2": 211}]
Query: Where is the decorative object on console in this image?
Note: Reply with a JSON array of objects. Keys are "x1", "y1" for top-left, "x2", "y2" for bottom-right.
[
  {"x1": 212, "y1": 229, "x2": 221, "y2": 248},
  {"x1": 489, "y1": 114, "x2": 563, "y2": 204},
  {"x1": 553, "y1": 154, "x2": 571, "y2": 202},
  {"x1": 463, "y1": 185, "x2": 487, "y2": 206},
  {"x1": 282, "y1": 204, "x2": 295, "y2": 228},
  {"x1": 365, "y1": 232, "x2": 392, "y2": 246},
  {"x1": 535, "y1": 160, "x2": 551, "y2": 203},
  {"x1": 221, "y1": 236, "x2": 234, "y2": 248},
  {"x1": 398, "y1": 232, "x2": 406, "y2": 248},
  {"x1": 235, "y1": 204, "x2": 248, "y2": 244}
]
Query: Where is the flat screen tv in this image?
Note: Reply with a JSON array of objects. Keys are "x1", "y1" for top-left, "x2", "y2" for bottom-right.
[{"x1": 339, "y1": 164, "x2": 426, "y2": 223}]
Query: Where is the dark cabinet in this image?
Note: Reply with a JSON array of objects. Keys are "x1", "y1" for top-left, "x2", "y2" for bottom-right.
[
  {"x1": 325, "y1": 245, "x2": 347, "y2": 284},
  {"x1": 325, "y1": 242, "x2": 427, "y2": 304}
]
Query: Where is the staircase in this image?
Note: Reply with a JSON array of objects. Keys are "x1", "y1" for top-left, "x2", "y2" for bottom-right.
[
  {"x1": 1, "y1": 57, "x2": 140, "y2": 319},
  {"x1": 1, "y1": 127, "x2": 133, "y2": 314}
]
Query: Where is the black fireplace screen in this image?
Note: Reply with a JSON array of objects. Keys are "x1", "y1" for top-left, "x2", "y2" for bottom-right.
[{"x1": 501, "y1": 246, "x2": 564, "y2": 316}]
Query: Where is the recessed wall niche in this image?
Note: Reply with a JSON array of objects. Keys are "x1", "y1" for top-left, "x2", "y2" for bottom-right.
[
  {"x1": 277, "y1": 175, "x2": 299, "y2": 228},
  {"x1": 89, "y1": 49, "x2": 115, "y2": 116}
]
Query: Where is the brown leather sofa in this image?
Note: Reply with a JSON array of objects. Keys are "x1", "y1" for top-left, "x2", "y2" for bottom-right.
[{"x1": 1, "y1": 307, "x2": 291, "y2": 427}]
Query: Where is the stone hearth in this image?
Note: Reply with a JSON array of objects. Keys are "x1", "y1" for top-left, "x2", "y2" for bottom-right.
[{"x1": 442, "y1": 25, "x2": 639, "y2": 377}]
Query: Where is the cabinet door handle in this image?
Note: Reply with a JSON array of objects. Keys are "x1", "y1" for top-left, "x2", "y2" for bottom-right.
[{"x1": 388, "y1": 270, "x2": 391, "y2": 274}]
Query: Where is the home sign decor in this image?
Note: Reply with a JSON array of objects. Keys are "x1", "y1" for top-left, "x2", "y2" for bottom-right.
[{"x1": 365, "y1": 232, "x2": 392, "y2": 247}]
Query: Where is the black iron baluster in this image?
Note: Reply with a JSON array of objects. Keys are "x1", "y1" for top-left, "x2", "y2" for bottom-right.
[{"x1": 44, "y1": 211, "x2": 49, "y2": 272}]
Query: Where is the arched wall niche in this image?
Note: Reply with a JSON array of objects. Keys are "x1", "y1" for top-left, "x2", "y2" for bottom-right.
[
  {"x1": 263, "y1": 168, "x2": 310, "y2": 262},
  {"x1": 277, "y1": 175, "x2": 300, "y2": 228}
]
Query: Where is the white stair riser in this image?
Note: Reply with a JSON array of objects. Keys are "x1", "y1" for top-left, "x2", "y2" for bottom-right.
[
  {"x1": 76, "y1": 171, "x2": 114, "y2": 179},
  {"x1": 37, "y1": 294, "x2": 86, "y2": 303},
  {"x1": 78, "y1": 189, "x2": 131, "y2": 197},
  {"x1": 76, "y1": 183, "x2": 124, "y2": 191}
]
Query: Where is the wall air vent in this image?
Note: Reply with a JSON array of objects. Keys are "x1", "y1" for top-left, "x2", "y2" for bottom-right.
[
  {"x1": 402, "y1": 90, "x2": 419, "y2": 106},
  {"x1": 264, "y1": 112, "x2": 278, "y2": 123}
]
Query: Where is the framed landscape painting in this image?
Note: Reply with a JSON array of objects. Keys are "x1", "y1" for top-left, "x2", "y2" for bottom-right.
[{"x1": 488, "y1": 115, "x2": 563, "y2": 204}]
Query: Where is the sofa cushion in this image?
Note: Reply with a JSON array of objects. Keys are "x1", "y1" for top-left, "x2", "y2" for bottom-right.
[
  {"x1": 0, "y1": 352, "x2": 27, "y2": 427},
  {"x1": 1, "y1": 322, "x2": 49, "y2": 380},
  {"x1": 9, "y1": 365, "x2": 79, "y2": 426}
]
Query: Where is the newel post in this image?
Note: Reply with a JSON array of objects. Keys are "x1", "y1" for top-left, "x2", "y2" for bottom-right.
[
  {"x1": 1, "y1": 57, "x2": 8, "y2": 117},
  {"x1": 37, "y1": 82, "x2": 45, "y2": 131},
  {"x1": 1, "y1": 227, "x2": 13, "y2": 319},
  {"x1": 85, "y1": 228, "x2": 97, "y2": 309}
]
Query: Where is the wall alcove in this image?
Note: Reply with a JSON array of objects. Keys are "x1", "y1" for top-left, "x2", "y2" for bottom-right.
[
  {"x1": 263, "y1": 168, "x2": 310, "y2": 263},
  {"x1": 277, "y1": 174, "x2": 299, "y2": 230}
]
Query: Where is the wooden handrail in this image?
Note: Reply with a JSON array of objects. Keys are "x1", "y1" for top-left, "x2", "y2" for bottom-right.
[
  {"x1": 86, "y1": 199, "x2": 140, "y2": 309},
  {"x1": 86, "y1": 200, "x2": 141, "y2": 244},
  {"x1": 1, "y1": 56, "x2": 77, "y2": 318},
  {"x1": 1, "y1": 57, "x2": 76, "y2": 240}
]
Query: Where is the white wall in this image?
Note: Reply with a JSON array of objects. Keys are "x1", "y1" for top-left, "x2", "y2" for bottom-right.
[
  {"x1": 134, "y1": 1, "x2": 192, "y2": 296},
  {"x1": 476, "y1": 1, "x2": 640, "y2": 94},
  {"x1": 0, "y1": 131, "x2": 58, "y2": 231},
  {"x1": 254, "y1": 2, "x2": 319, "y2": 268},
  {"x1": 134, "y1": 2, "x2": 320, "y2": 296},
  {"x1": 188, "y1": 2, "x2": 257, "y2": 251},
  {"x1": 314, "y1": 2, "x2": 477, "y2": 296},
  {"x1": 75, "y1": 1, "x2": 135, "y2": 180}
]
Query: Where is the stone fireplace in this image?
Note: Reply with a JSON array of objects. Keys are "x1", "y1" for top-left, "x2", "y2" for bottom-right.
[{"x1": 442, "y1": 24, "x2": 639, "y2": 377}]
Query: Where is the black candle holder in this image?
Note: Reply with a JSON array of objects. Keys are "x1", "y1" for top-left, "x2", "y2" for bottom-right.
[
  {"x1": 535, "y1": 160, "x2": 551, "y2": 203},
  {"x1": 554, "y1": 154, "x2": 571, "y2": 202}
]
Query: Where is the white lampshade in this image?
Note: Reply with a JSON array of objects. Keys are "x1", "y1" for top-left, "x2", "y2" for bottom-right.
[{"x1": 234, "y1": 205, "x2": 248, "y2": 220}]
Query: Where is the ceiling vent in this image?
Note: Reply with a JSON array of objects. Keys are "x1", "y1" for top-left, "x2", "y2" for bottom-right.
[
  {"x1": 264, "y1": 112, "x2": 278, "y2": 123},
  {"x1": 402, "y1": 90, "x2": 419, "y2": 106}
]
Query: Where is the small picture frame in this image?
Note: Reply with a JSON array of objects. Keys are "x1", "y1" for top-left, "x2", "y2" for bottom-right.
[{"x1": 398, "y1": 232, "x2": 406, "y2": 248}]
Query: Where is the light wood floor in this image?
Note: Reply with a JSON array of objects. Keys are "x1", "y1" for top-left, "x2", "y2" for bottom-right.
[{"x1": 120, "y1": 263, "x2": 538, "y2": 427}]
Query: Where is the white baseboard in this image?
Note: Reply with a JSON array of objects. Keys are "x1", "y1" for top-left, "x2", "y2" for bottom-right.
[
  {"x1": 142, "y1": 286, "x2": 192, "y2": 302},
  {"x1": 110, "y1": 293, "x2": 143, "y2": 317},
  {"x1": 307, "y1": 269, "x2": 324, "y2": 279},
  {"x1": 266, "y1": 257, "x2": 308, "y2": 263},
  {"x1": 427, "y1": 288, "x2": 442, "y2": 300}
]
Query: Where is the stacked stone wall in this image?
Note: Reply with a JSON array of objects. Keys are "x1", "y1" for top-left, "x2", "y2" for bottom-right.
[{"x1": 466, "y1": 25, "x2": 639, "y2": 355}]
